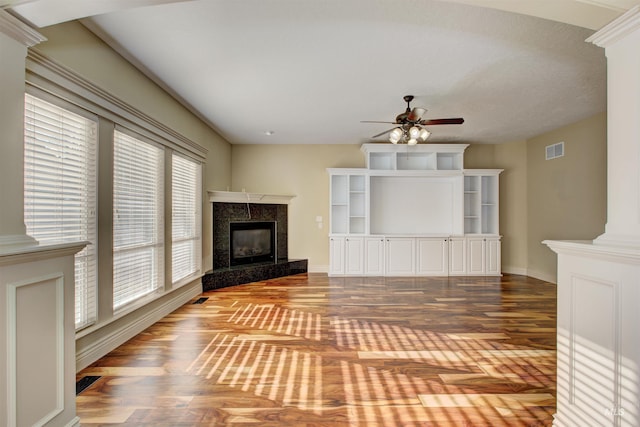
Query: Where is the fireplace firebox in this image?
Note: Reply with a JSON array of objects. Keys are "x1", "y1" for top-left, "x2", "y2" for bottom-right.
[{"x1": 229, "y1": 221, "x2": 276, "y2": 266}]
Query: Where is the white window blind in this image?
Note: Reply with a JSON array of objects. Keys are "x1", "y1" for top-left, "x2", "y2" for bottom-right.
[
  {"x1": 113, "y1": 129, "x2": 164, "y2": 310},
  {"x1": 23, "y1": 93, "x2": 98, "y2": 330},
  {"x1": 172, "y1": 153, "x2": 202, "y2": 284}
]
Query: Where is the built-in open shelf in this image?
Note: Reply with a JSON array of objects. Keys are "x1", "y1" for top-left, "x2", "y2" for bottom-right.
[{"x1": 328, "y1": 145, "x2": 503, "y2": 277}]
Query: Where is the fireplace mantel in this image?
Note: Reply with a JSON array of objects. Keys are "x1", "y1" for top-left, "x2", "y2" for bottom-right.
[{"x1": 208, "y1": 191, "x2": 295, "y2": 205}]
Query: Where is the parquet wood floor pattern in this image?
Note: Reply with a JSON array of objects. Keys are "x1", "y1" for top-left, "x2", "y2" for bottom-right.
[{"x1": 76, "y1": 273, "x2": 557, "y2": 426}]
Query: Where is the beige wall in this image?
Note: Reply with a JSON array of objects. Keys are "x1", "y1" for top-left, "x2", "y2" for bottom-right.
[
  {"x1": 231, "y1": 144, "x2": 364, "y2": 270},
  {"x1": 526, "y1": 112, "x2": 607, "y2": 281},
  {"x1": 494, "y1": 141, "x2": 528, "y2": 275},
  {"x1": 230, "y1": 112, "x2": 605, "y2": 279},
  {"x1": 464, "y1": 144, "x2": 496, "y2": 168}
]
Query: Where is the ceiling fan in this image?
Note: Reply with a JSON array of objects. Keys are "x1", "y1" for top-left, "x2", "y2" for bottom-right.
[{"x1": 362, "y1": 95, "x2": 464, "y2": 144}]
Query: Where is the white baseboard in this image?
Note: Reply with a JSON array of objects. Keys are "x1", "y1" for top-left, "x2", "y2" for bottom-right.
[
  {"x1": 526, "y1": 268, "x2": 557, "y2": 284},
  {"x1": 501, "y1": 266, "x2": 528, "y2": 276},
  {"x1": 75, "y1": 282, "x2": 201, "y2": 371},
  {"x1": 308, "y1": 264, "x2": 329, "y2": 273}
]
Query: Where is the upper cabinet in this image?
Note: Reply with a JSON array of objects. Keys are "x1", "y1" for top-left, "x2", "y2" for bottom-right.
[{"x1": 362, "y1": 143, "x2": 466, "y2": 171}]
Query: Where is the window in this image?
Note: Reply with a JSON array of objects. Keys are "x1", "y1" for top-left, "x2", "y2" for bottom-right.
[
  {"x1": 172, "y1": 153, "x2": 202, "y2": 284},
  {"x1": 113, "y1": 129, "x2": 164, "y2": 310},
  {"x1": 25, "y1": 53, "x2": 208, "y2": 342},
  {"x1": 23, "y1": 93, "x2": 98, "y2": 330}
]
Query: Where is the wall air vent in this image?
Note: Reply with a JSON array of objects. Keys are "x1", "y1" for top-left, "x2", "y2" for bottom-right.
[{"x1": 546, "y1": 141, "x2": 564, "y2": 160}]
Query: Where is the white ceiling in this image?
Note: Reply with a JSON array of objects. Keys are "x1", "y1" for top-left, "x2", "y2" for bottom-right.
[{"x1": 10, "y1": 0, "x2": 623, "y2": 145}]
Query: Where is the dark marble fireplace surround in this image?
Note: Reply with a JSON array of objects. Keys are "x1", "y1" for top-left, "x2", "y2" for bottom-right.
[{"x1": 203, "y1": 201, "x2": 307, "y2": 291}]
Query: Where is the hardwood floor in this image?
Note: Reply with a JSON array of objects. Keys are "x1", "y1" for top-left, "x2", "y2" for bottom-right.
[{"x1": 76, "y1": 273, "x2": 557, "y2": 426}]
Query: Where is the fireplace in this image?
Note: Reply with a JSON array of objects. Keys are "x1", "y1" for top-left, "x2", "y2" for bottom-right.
[
  {"x1": 205, "y1": 192, "x2": 307, "y2": 292},
  {"x1": 229, "y1": 221, "x2": 276, "y2": 266}
]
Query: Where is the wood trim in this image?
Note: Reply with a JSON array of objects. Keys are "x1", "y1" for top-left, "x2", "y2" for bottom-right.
[
  {"x1": 208, "y1": 191, "x2": 295, "y2": 205},
  {"x1": 75, "y1": 281, "x2": 201, "y2": 371},
  {"x1": 25, "y1": 49, "x2": 208, "y2": 160},
  {"x1": 0, "y1": 10, "x2": 46, "y2": 47},
  {"x1": 6, "y1": 273, "x2": 65, "y2": 427},
  {"x1": 0, "y1": 241, "x2": 87, "y2": 266},
  {"x1": 587, "y1": 5, "x2": 640, "y2": 47}
]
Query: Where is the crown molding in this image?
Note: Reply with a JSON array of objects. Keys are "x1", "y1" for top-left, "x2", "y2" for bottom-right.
[
  {"x1": 587, "y1": 4, "x2": 640, "y2": 47},
  {"x1": 0, "y1": 10, "x2": 45, "y2": 47},
  {"x1": 26, "y1": 49, "x2": 208, "y2": 160}
]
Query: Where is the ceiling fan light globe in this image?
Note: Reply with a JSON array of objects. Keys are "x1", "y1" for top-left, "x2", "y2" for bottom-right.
[
  {"x1": 389, "y1": 128, "x2": 403, "y2": 143},
  {"x1": 409, "y1": 126, "x2": 421, "y2": 138},
  {"x1": 407, "y1": 138, "x2": 418, "y2": 146},
  {"x1": 419, "y1": 128, "x2": 431, "y2": 141}
]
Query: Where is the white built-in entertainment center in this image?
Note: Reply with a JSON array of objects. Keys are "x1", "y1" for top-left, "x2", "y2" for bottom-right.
[{"x1": 328, "y1": 143, "x2": 502, "y2": 276}]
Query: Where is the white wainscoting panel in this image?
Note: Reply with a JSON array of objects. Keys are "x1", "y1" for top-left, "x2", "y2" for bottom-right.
[
  {"x1": 545, "y1": 240, "x2": 640, "y2": 427},
  {"x1": 568, "y1": 274, "x2": 620, "y2": 426},
  {"x1": 1, "y1": 241, "x2": 85, "y2": 427},
  {"x1": 7, "y1": 274, "x2": 65, "y2": 427}
]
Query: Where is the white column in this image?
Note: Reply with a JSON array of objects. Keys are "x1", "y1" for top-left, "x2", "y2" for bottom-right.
[
  {"x1": 0, "y1": 11, "x2": 86, "y2": 427},
  {"x1": 588, "y1": 5, "x2": 640, "y2": 247},
  {"x1": 0, "y1": 11, "x2": 45, "y2": 249},
  {"x1": 1, "y1": 242, "x2": 86, "y2": 427},
  {"x1": 545, "y1": 6, "x2": 640, "y2": 427}
]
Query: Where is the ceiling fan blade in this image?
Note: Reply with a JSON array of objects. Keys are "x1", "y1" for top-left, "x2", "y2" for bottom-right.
[
  {"x1": 371, "y1": 128, "x2": 396, "y2": 138},
  {"x1": 361, "y1": 120, "x2": 398, "y2": 124},
  {"x1": 420, "y1": 118, "x2": 465, "y2": 125},
  {"x1": 407, "y1": 107, "x2": 427, "y2": 122}
]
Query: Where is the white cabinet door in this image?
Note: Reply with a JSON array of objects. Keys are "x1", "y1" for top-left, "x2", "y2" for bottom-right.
[
  {"x1": 364, "y1": 237, "x2": 385, "y2": 276},
  {"x1": 466, "y1": 237, "x2": 486, "y2": 275},
  {"x1": 466, "y1": 236, "x2": 502, "y2": 276},
  {"x1": 385, "y1": 238, "x2": 415, "y2": 276},
  {"x1": 345, "y1": 237, "x2": 364, "y2": 275},
  {"x1": 416, "y1": 237, "x2": 449, "y2": 276},
  {"x1": 448, "y1": 236, "x2": 466, "y2": 275},
  {"x1": 485, "y1": 237, "x2": 501, "y2": 275},
  {"x1": 329, "y1": 237, "x2": 345, "y2": 276}
]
